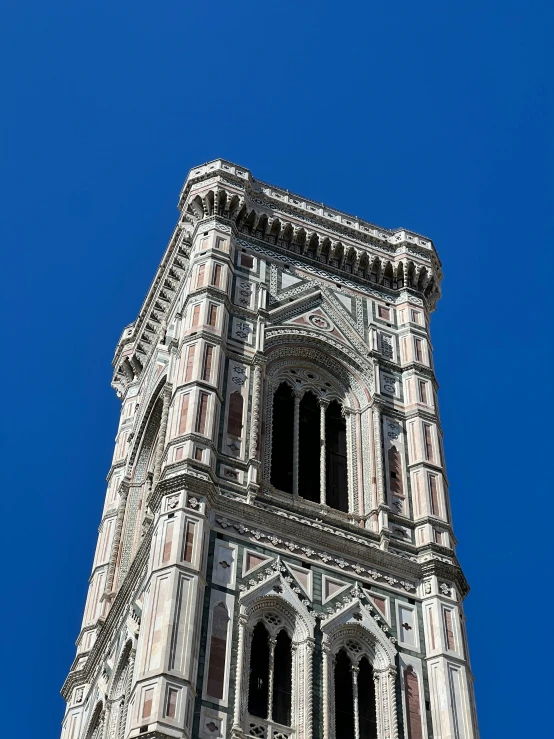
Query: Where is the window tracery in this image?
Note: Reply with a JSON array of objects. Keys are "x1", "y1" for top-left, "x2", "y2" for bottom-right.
[
  {"x1": 267, "y1": 366, "x2": 351, "y2": 513},
  {"x1": 235, "y1": 590, "x2": 315, "y2": 739},
  {"x1": 321, "y1": 617, "x2": 399, "y2": 739}
]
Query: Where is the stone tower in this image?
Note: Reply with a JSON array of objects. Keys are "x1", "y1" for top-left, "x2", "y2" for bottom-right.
[{"x1": 61, "y1": 160, "x2": 479, "y2": 739}]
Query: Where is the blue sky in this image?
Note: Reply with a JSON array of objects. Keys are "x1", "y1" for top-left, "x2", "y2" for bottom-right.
[{"x1": 1, "y1": 1, "x2": 552, "y2": 737}]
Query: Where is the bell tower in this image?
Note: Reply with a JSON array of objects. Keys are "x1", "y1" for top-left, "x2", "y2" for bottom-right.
[{"x1": 60, "y1": 160, "x2": 479, "y2": 739}]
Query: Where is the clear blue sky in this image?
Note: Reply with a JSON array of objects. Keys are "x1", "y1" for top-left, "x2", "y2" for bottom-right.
[{"x1": 1, "y1": 1, "x2": 552, "y2": 737}]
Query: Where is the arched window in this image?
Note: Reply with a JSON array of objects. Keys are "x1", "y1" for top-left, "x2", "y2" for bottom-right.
[
  {"x1": 326, "y1": 400, "x2": 348, "y2": 512},
  {"x1": 335, "y1": 649, "x2": 355, "y2": 738},
  {"x1": 269, "y1": 378, "x2": 350, "y2": 512},
  {"x1": 404, "y1": 667, "x2": 423, "y2": 739},
  {"x1": 334, "y1": 650, "x2": 377, "y2": 739},
  {"x1": 273, "y1": 630, "x2": 292, "y2": 726},
  {"x1": 299, "y1": 391, "x2": 320, "y2": 503},
  {"x1": 248, "y1": 621, "x2": 293, "y2": 728},
  {"x1": 388, "y1": 445, "x2": 404, "y2": 495},
  {"x1": 206, "y1": 603, "x2": 229, "y2": 700},
  {"x1": 359, "y1": 657, "x2": 377, "y2": 739},
  {"x1": 248, "y1": 622, "x2": 270, "y2": 718},
  {"x1": 270, "y1": 383, "x2": 294, "y2": 493}
]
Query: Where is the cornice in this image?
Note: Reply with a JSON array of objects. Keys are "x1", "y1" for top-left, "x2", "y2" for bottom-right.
[{"x1": 112, "y1": 162, "x2": 442, "y2": 396}]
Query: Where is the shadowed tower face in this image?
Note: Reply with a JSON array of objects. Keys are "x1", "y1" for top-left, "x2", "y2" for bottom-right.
[{"x1": 60, "y1": 160, "x2": 478, "y2": 739}]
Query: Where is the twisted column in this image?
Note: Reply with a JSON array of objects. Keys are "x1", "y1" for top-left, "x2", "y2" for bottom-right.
[
  {"x1": 319, "y1": 400, "x2": 328, "y2": 506},
  {"x1": 267, "y1": 637, "x2": 277, "y2": 721},
  {"x1": 249, "y1": 361, "x2": 263, "y2": 461},
  {"x1": 233, "y1": 614, "x2": 248, "y2": 731},
  {"x1": 387, "y1": 667, "x2": 399, "y2": 739},
  {"x1": 304, "y1": 639, "x2": 315, "y2": 739},
  {"x1": 351, "y1": 664, "x2": 360, "y2": 739},
  {"x1": 322, "y1": 644, "x2": 333, "y2": 739},
  {"x1": 373, "y1": 407, "x2": 385, "y2": 505}
]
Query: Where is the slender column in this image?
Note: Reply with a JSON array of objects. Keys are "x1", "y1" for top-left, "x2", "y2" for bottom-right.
[
  {"x1": 151, "y1": 387, "x2": 170, "y2": 492},
  {"x1": 233, "y1": 615, "x2": 248, "y2": 730},
  {"x1": 293, "y1": 392, "x2": 301, "y2": 497},
  {"x1": 267, "y1": 637, "x2": 277, "y2": 721},
  {"x1": 319, "y1": 400, "x2": 328, "y2": 506},
  {"x1": 304, "y1": 639, "x2": 315, "y2": 739},
  {"x1": 103, "y1": 477, "x2": 130, "y2": 599},
  {"x1": 374, "y1": 667, "x2": 398, "y2": 739},
  {"x1": 373, "y1": 671, "x2": 382, "y2": 739},
  {"x1": 387, "y1": 667, "x2": 399, "y2": 739},
  {"x1": 322, "y1": 645, "x2": 332, "y2": 739},
  {"x1": 249, "y1": 361, "x2": 263, "y2": 461},
  {"x1": 373, "y1": 407, "x2": 386, "y2": 505},
  {"x1": 351, "y1": 664, "x2": 360, "y2": 739},
  {"x1": 264, "y1": 380, "x2": 275, "y2": 482}
]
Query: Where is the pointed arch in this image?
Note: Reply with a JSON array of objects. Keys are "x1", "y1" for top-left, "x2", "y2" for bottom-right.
[
  {"x1": 237, "y1": 581, "x2": 316, "y2": 739},
  {"x1": 84, "y1": 701, "x2": 104, "y2": 739},
  {"x1": 382, "y1": 261, "x2": 394, "y2": 287},
  {"x1": 203, "y1": 190, "x2": 215, "y2": 217},
  {"x1": 299, "y1": 390, "x2": 321, "y2": 503},
  {"x1": 281, "y1": 222, "x2": 294, "y2": 246},
  {"x1": 270, "y1": 382, "x2": 294, "y2": 493},
  {"x1": 227, "y1": 194, "x2": 241, "y2": 220},
  {"x1": 326, "y1": 399, "x2": 348, "y2": 512},
  {"x1": 188, "y1": 194, "x2": 204, "y2": 220}
]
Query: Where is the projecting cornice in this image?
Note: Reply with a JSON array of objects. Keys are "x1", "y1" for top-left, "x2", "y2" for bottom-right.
[{"x1": 111, "y1": 159, "x2": 442, "y2": 396}]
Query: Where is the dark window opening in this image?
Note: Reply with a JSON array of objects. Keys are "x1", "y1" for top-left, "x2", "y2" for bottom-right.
[
  {"x1": 335, "y1": 649, "x2": 354, "y2": 738},
  {"x1": 299, "y1": 391, "x2": 320, "y2": 503},
  {"x1": 358, "y1": 657, "x2": 377, "y2": 739},
  {"x1": 248, "y1": 623, "x2": 269, "y2": 718},
  {"x1": 271, "y1": 383, "x2": 294, "y2": 493},
  {"x1": 326, "y1": 400, "x2": 348, "y2": 512},
  {"x1": 388, "y1": 446, "x2": 404, "y2": 496},
  {"x1": 273, "y1": 630, "x2": 292, "y2": 726}
]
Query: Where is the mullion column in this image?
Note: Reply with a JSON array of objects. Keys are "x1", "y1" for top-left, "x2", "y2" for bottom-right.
[
  {"x1": 322, "y1": 645, "x2": 333, "y2": 739},
  {"x1": 267, "y1": 637, "x2": 277, "y2": 722},
  {"x1": 351, "y1": 664, "x2": 360, "y2": 739},
  {"x1": 232, "y1": 614, "x2": 249, "y2": 732}
]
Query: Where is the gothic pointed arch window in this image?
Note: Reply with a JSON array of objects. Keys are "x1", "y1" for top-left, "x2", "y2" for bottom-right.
[
  {"x1": 270, "y1": 383, "x2": 294, "y2": 493},
  {"x1": 248, "y1": 622, "x2": 270, "y2": 718},
  {"x1": 84, "y1": 702, "x2": 104, "y2": 739},
  {"x1": 268, "y1": 370, "x2": 350, "y2": 513},
  {"x1": 358, "y1": 657, "x2": 377, "y2": 739},
  {"x1": 335, "y1": 649, "x2": 355, "y2": 737},
  {"x1": 333, "y1": 649, "x2": 377, "y2": 739},
  {"x1": 107, "y1": 643, "x2": 133, "y2": 739},
  {"x1": 272, "y1": 629, "x2": 292, "y2": 726},
  {"x1": 247, "y1": 616, "x2": 293, "y2": 731}
]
